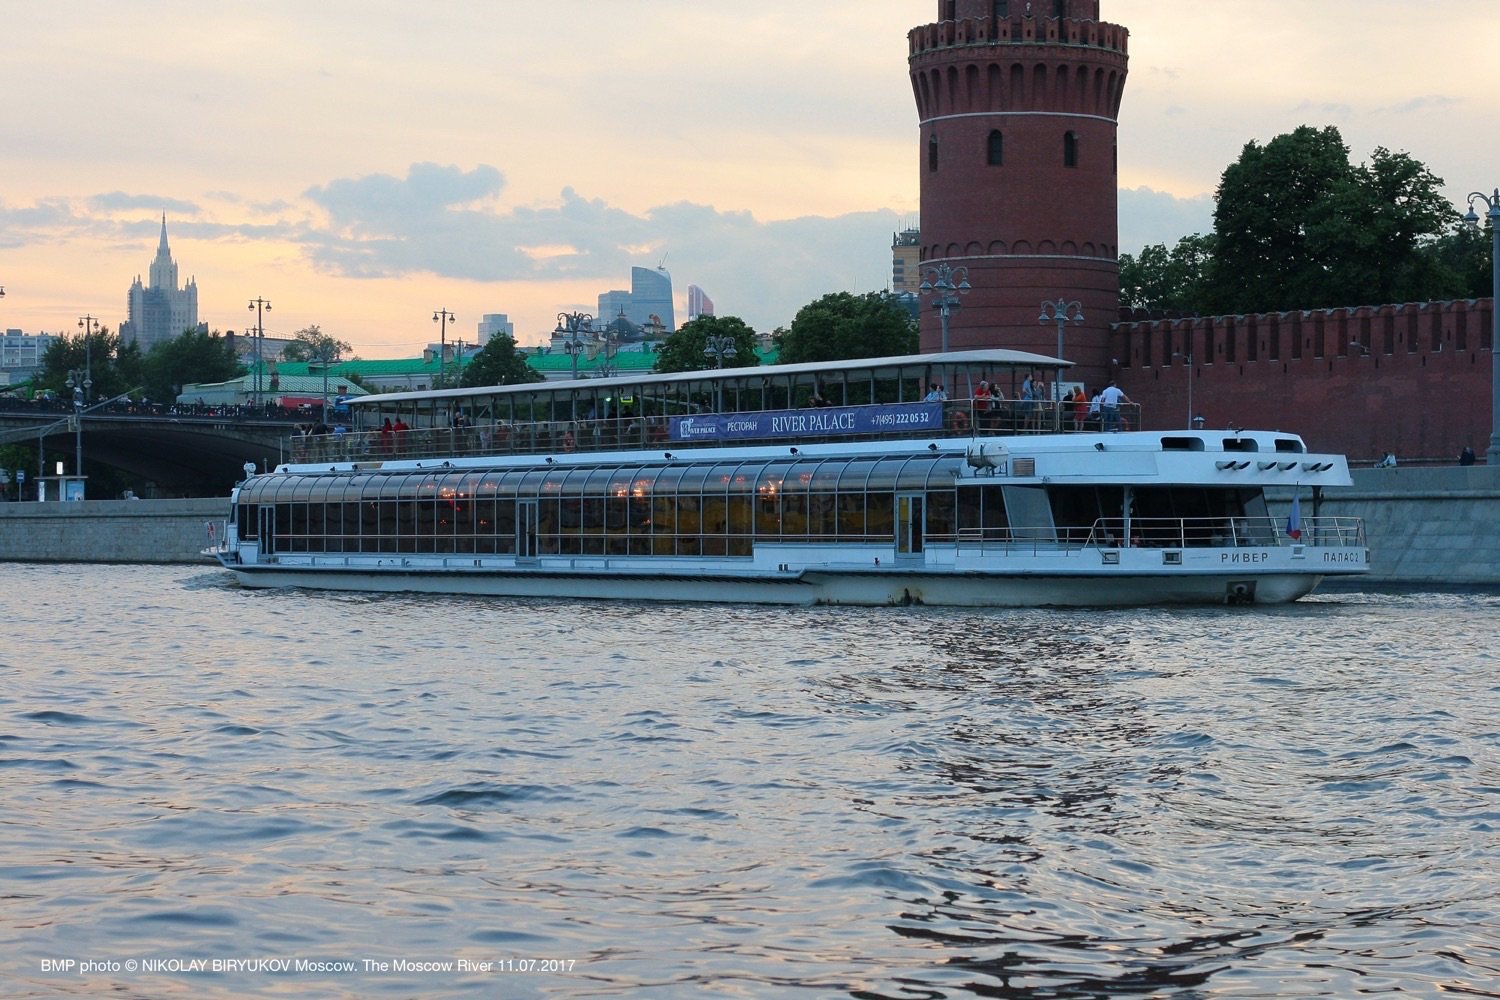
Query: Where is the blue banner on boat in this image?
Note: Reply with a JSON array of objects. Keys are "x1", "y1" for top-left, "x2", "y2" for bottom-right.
[{"x1": 670, "y1": 402, "x2": 944, "y2": 442}]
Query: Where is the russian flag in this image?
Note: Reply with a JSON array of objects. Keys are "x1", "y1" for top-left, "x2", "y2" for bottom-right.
[{"x1": 1286, "y1": 494, "x2": 1302, "y2": 541}]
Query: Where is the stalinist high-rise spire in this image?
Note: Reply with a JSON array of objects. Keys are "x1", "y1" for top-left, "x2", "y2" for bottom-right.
[{"x1": 122, "y1": 214, "x2": 200, "y2": 350}]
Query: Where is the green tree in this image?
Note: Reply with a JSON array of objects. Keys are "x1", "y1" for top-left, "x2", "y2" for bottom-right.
[
  {"x1": 1312, "y1": 146, "x2": 1455, "y2": 307},
  {"x1": 37, "y1": 326, "x2": 135, "y2": 403},
  {"x1": 459, "y1": 335, "x2": 542, "y2": 387},
  {"x1": 1420, "y1": 218, "x2": 1494, "y2": 300},
  {"x1": 1206, "y1": 125, "x2": 1357, "y2": 313},
  {"x1": 142, "y1": 329, "x2": 246, "y2": 402},
  {"x1": 1202, "y1": 126, "x2": 1459, "y2": 313},
  {"x1": 280, "y1": 325, "x2": 353, "y2": 364},
  {"x1": 773, "y1": 292, "x2": 917, "y2": 365},
  {"x1": 652, "y1": 315, "x2": 760, "y2": 374},
  {"x1": 1118, "y1": 233, "x2": 1216, "y2": 314}
]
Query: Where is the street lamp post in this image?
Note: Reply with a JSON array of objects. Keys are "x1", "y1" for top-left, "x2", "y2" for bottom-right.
[
  {"x1": 920, "y1": 265, "x2": 971, "y2": 352},
  {"x1": 1038, "y1": 299, "x2": 1084, "y2": 429},
  {"x1": 704, "y1": 334, "x2": 738, "y2": 369},
  {"x1": 433, "y1": 309, "x2": 455, "y2": 388},
  {"x1": 704, "y1": 334, "x2": 738, "y2": 411},
  {"x1": 64, "y1": 367, "x2": 92, "y2": 486},
  {"x1": 555, "y1": 311, "x2": 595, "y2": 380},
  {"x1": 1463, "y1": 189, "x2": 1500, "y2": 463},
  {"x1": 1173, "y1": 351, "x2": 1196, "y2": 429},
  {"x1": 248, "y1": 297, "x2": 271, "y2": 410},
  {"x1": 77, "y1": 315, "x2": 99, "y2": 403}
]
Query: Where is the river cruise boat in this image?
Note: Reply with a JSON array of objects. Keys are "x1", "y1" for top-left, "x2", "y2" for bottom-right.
[{"x1": 214, "y1": 349, "x2": 1368, "y2": 606}]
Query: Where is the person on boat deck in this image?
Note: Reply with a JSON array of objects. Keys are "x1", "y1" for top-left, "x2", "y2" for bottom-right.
[
  {"x1": 1098, "y1": 381, "x2": 1130, "y2": 431},
  {"x1": 1071, "y1": 387, "x2": 1088, "y2": 431},
  {"x1": 1374, "y1": 450, "x2": 1397, "y2": 468},
  {"x1": 924, "y1": 382, "x2": 947, "y2": 403},
  {"x1": 808, "y1": 386, "x2": 830, "y2": 407}
]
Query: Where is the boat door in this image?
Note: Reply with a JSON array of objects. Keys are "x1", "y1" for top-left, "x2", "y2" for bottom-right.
[
  {"x1": 516, "y1": 499, "x2": 539, "y2": 560},
  {"x1": 258, "y1": 505, "x2": 277, "y2": 559},
  {"x1": 897, "y1": 493, "x2": 925, "y2": 557}
]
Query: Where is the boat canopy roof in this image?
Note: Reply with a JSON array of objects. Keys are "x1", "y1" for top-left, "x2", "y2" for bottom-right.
[{"x1": 351, "y1": 348, "x2": 1071, "y2": 409}]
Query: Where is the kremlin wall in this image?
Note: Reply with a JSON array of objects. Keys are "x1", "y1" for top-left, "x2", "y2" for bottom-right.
[{"x1": 1112, "y1": 300, "x2": 1495, "y2": 463}]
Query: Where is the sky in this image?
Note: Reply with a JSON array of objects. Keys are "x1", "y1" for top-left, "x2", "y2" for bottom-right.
[{"x1": 2, "y1": 1, "x2": 1497, "y2": 358}]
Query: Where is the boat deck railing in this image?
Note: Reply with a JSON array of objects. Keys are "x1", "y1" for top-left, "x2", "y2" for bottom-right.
[
  {"x1": 956, "y1": 516, "x2": 1366, "y2": 551},
  {"x1": 288, "y1": 399, "x2": 1145, "y2": 466}
]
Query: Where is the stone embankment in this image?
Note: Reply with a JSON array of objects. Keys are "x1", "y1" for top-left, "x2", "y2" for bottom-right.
[
  {"x1": 0, "y1": 497, "x2": 225, "y2": 564},
  {"x1": 1272, "y1": 466, "x2": 1498, "y2": 586}
]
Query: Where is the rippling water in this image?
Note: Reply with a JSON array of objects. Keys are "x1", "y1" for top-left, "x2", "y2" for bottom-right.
[{"x1": 1, "y1": 564, "x2": 1497, "y2": 999}]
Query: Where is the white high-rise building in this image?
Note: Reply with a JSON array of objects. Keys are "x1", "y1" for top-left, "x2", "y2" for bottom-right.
[
  {"x1": 479, "y1": 314, "x2": 516, "y2": 342},
  {"x1": 121, "y1": 216, "x2": 201, "y2": 351}
]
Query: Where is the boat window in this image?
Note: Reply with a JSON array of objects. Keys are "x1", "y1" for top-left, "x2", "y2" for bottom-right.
[
  {"x1": 1159, "y1": 436, "x2": 1205, "y2": 451},
  {"x1": 957, "y1": 484, "x2": 1009, "y2": 540},
  {"x1": 1047, "y1": 485, "x2": 1121, "y2": 545},
  {"x1": 1222, "y1": 438, "x2": 1259, "y2": 452},
  {"x1": 1274, "y1": 438, "x2": 1305, "y2": 453},
  {"x1": 1004, "y1": 485, "x2": 1058, "y2": 541}
]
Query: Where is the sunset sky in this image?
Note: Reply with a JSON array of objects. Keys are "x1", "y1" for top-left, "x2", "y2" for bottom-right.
[{"x1": 2, "y1": 1, "x2": 1497, "y2": 358}]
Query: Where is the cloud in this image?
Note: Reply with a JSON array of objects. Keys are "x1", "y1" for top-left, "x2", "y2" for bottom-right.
[
  {"x1": 89, "y1": 192, "x2": 199, "y2": 216},
  {"x1": 1118, "y1": 187, "x2": 1215, "y2": 254},
  {"x1": 292, "y1": 162, "x2": 902, "y2": 331}
]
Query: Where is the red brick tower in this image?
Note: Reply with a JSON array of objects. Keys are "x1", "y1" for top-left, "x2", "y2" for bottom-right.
[{"x1": 909, "y1": 1, "x2": 1128, "y2": 384}]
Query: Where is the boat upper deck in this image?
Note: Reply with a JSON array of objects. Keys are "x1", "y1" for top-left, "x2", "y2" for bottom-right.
[{"x1": 292, "y1": 349, "x2": 1148, "y2": 466}]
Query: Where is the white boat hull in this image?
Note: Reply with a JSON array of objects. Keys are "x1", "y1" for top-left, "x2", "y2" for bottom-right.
[{"x1": 220, "y1": 554, "x2": 1346, "y2": 607}]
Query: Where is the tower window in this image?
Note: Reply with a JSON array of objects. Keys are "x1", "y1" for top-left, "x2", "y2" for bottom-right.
[
  {"x1": 987, "y1": 130, "x2": 1004, "y2": 166},
  {"x1": 1054, "y1": 0, "x2": 1068, "y2": 18},
  {"x1": 929, "y1": 135, "x2": 939, "y2": 173},
  {"x1": 1064, "y1": 131, "x2": 1079, "y2": 168},
  {"x1": 994, "y1": 0, "x2": 1009, "y2": 18}
]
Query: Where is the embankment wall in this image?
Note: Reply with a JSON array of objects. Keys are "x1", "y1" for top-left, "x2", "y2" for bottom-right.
[{"x1": 0, "y1": 497, "x2": 225, "y2": 564}]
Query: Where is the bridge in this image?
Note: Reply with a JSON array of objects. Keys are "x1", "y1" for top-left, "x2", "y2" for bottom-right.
[{"x1": 0, "y1": 408, "x2": 300, "y2": 496}]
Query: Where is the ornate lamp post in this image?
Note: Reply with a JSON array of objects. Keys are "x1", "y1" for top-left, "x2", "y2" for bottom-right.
[
  {"x1": 555, "y1": 311, "x2": 594, "y2": 380},
  {"x1": 920, "y1": 264, "x2": 970, "y2": 352},
  {"x1": 1038, "y1": 299, "x2": 1084, "y2": 428},
  {"x1": 77, "y1": 315, "x2": 99, "y2": 403},
  {"x1": 248, "y1": 297, "x2": 271, "y2": 409},
  {"x1": 1463, "y1": 189, "x2": 1500, "y2": 463},
  {"x1": 64, "y1": 367, "x2": 92, "y2": 483},
  {"x1": 704, "y1": 334, "x2": 738, "y2": 369},
  {"x1": 433, "y1": 309, "x2": 455, "y2": 388}
]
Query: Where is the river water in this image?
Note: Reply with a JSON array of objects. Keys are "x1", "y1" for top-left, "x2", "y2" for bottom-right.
[{"x1": 1, "y1": 564, "x2": 1496, "y2": 999}]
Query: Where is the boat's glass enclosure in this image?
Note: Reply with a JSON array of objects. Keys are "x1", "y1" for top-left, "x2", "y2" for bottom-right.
[{"x1": 233, "y1": 460, "x2": 1363, "y2": 559}]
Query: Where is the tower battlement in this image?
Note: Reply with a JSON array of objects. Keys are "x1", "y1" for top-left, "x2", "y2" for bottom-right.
[{"x1": 909, "y1": 16, "x2": 1128, "y2": 61}]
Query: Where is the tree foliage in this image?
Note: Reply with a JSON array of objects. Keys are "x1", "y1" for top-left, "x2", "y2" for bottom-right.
[
  {"x1": 1118, "y1": 234, "x2": 1216, "y2": 314},
  {"x1": 773, "y1": 292, "x2": 918, "y2": 365},
  {"x1": 280, "y1": 325, "x2": 353, "y2": 364},
  {"x1": 141, "y1": 329, "x2": 245, "y2": 402},
  {"x1": 652, "y1": 316, "x2": 760, "y2": 374},
  {"x1": 1207, "y1": 125, "x2": 1359, "y2": 313},
  {"x1": 1122, "y1": 125, "x2": 1480, "y2": 315},
  {"x1": 36, "y1": 327, "x2": 142, "y2": 403},
  {"x1": 459, "y1": 335, "x2": 542, "y2": 387}
]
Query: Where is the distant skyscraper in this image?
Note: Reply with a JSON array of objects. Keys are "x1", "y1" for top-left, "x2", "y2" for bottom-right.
[
  {"x1": 121, "y1": 216, "x2": 201, "y2": 350},
  {"x1": 687, "y1": 285, "x2": 715, "y2": 321},
  {"x1": 596, "y1": 265, "x2": 675, "y2": 333},
  {"x1": 891, "y1": 227, "x2": 921, "y2": 295},
  {"x1": 479, "y1": 314, "x2": 516, "y2": 342}
]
